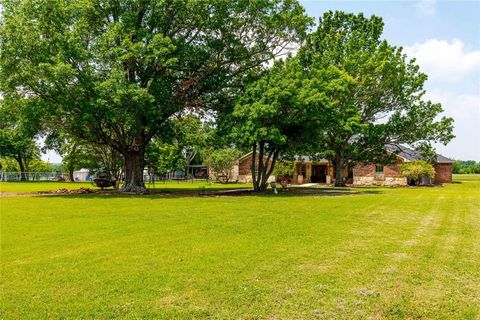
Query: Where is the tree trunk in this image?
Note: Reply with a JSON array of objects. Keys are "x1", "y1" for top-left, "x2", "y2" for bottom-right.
[
  {"x1": 334, "y1": 157, "x2": 346, "y2": 187},
  {"x1": 121, "y1": 150, "x2": 147, "y2": 193},
  {"x1": 251, "y1": 142, "x2": 278, "y2": 192},
  {"x1": 68, "y1": 169, "x2": 74, "y2": 182},
  {"x1": 251, "y1": 143, "x2": 258, "y2": 191},
  {"x1": 255, "y1": 142, "x2": 265, "y2": 191},
  {"x1": 16, "y1": 156, "x2": 27, "y2": 181},
  {"x1": 260, "y1": 150, "x2": 277, "y2": 190}
]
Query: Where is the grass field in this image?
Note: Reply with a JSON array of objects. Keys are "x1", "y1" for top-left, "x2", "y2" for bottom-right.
[
  {"x1": 0, "y1": 180, "x2": 251, "y2": 194},
  {"x1": 1, "y1": 175, "x2": 479, "y2": 319}
]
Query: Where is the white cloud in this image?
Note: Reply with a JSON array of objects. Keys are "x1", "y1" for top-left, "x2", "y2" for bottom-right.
[
  {"x1": 424, "y1": 90, "x2": 480, "y2": 118},
  {"x1": 404, "y1": 39, "x2": 480, "y2": 84},
  {"x1": 415, "y1": 0, "x2": 436, "y2": 16},
  {"x1": 424, "y1": 90, "x2": 480, "y2": 161},
  {"x1": 405, "y1": 39, "x2": 480, "y2": 160}
]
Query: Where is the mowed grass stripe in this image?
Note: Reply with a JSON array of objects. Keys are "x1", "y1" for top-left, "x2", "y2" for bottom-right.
[{"x1": 1, "y1": 176, "x2": 479, "y2": 319}]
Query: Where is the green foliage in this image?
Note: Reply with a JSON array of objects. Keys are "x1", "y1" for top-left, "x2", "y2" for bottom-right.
[
  {"x1": 400, "y1": 160, "x2": 435, "y2": 183},
  {"x1": 0, "y1": 157, "x2": 53, "y2": 173},
  {"x1": 145, "y1": 115, "x2": 213, "y2": 175},
  {"x1": 1, "y1": 0, "x2": 311, "y2": 191},
  {"x1": 298, "y1": 11, "x2": 454, "y2": 186},
  {"x1": 28, "y1": 159, "x2": 54, "y2": 173},
  {"x1": 146, "y1": 142, "x2": 186, "y2": 176},
  {"x1": 232, "y1": 58, "x2": 324, "y2": 190},
  {"x1": 233, "y1": 59, "x2": 312, "y2": 150},
  {"x1": 203, "y1": 148, "x2": 242, "y2": 183},
  {"x1": 45, "y1": 131, "x2": 122, "y2": 182},
  {"x1": 172, "y1": 115, "x2": 212, "y2": 167},
  {"x1": 272, "y1": 161, "x2": 296, "y2": 179},
  {"x1": 0, "y1": 99, "x2": 41, "y2": 176},
  {"x1": 453, "y1": 160, "x2": 480, "y2": 174},
  {"x1": 0, "y1": 158, "x2": 20, "y2": 172}
]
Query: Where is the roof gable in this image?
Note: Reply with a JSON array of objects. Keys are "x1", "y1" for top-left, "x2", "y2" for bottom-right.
[{"x1": 386, "y1": 145, "x2": 455, "y2": 163}]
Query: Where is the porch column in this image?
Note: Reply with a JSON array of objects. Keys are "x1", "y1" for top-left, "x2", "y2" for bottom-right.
[{"x1": 306, "y1": 163, "x2": 312, "y2": 183}]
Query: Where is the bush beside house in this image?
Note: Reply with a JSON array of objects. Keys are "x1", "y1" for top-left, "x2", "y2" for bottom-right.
[
  {"x1": 204, "y1": 148, "x2": 242, "y2": 183},
  {"x1": 400, "y1": 161, "x2": 436, "y2": 185}
]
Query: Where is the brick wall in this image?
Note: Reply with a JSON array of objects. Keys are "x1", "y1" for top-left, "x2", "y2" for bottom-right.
[
  {"x1": 238, "y1": 155, "x2": 253, "y2": 175},
  {"x1": 434, "y1": 163, "x2": 453, "y2": 183},
  {"x1": 238, "y1": 153, "x2": 273, "y2": 176},
  {"x1": 353, "y1": 161, "x2": 406, "y2": 186},
  {"x1": 354, "y1": 161, "x2": 403, "y2": 178},
  {"x1": 354, "y1": 164, "x2": 376, "y2": 177},
  {"x1": 384, "y1": 161, "x2": 402, "y2": 177}
]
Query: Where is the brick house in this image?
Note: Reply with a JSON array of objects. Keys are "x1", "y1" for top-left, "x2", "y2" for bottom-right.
[
  {"x1": 234, "y1": 153, "x2": 349, "y2": 184},
  {"x1": 235, "y1": 152, "x2": 276, "y2": 183},
  {"x1": 351, "y1": 146, "x2": 455, "y2": 186},
  {"x1": 233, "y1": 146, "x2": 454, "y2": 185}
]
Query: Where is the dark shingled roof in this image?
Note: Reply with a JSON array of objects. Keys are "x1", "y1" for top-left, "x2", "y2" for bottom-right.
[
  {"x1": 386, "y1": 145, "x2": 455, "y2": 163},
  {"x1": 240, "y1": 146, "x2": 455, "y2": 164}
]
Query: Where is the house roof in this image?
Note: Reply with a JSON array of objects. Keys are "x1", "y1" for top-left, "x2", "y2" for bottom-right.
[
  {"x1": 386, "y1": 145, "x2": 455, "y2": 163},
  {"x1": 294, "y1": 146, "x2": 455, "y2": 164},
  {"x1": 238, "y1": 145, "x2": 455, "y2": 164},
  {"x1": 294, "y1": 156, "x2": 329, "y2": 163},
  {"x1": 238, "y1": 152, "x2": 329, "y2": 163},
  {"x1": 238, "y1": 151, "x2": 253, "y2": 161}
]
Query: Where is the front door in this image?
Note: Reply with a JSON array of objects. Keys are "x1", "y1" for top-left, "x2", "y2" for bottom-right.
[{"x1": 311, "y1": 165, "x2": 327, "y2": 183}]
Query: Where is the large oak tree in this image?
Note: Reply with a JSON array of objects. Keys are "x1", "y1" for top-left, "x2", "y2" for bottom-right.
[
  {"x1": 0, "y1": 0, "x2": 310, "y2": 192},
  {"x1": 232, "y1": 58, "x2": 325, "y2": 191},
  {"x1": 299, "y1": 11, "x2": 454, "y2": 186}
]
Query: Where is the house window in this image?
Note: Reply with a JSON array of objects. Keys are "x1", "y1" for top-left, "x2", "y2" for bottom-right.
[{"x1": 375, "y1": 165, "x2": 384, "y2": 180}]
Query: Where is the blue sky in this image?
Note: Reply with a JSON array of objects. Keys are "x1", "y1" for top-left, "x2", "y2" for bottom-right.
[{"x1": 300, "y1": 0, "x2": 480, "y2": 160}]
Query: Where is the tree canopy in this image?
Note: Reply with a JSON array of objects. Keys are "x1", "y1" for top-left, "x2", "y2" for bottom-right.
[
  {"x1": 0, "y1": 98, "x2": 43, "y2": 180},
  {"x1": 1, "y1": 4, "x2": 455, "y2": 191},
  {"x1": 452, "y1": 160, "x2": 480, "y2": 174},
  {"x1": 1, "y1": 0, "x2": 311, "y2": 192},
  {"x1": 231, "y1": 58, "x2": 325, "y2": 191},
  {"x1": 145, "y1": 115, "x2": 212, "y2": 176},
  {"x1": 298, "y1": 11, "x2": 454, "y2": 186}
]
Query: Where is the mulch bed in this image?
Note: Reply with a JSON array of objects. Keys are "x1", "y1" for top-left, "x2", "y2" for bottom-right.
[{"x1": 50, "y1": 187, "x2": 95, "y2": 194}]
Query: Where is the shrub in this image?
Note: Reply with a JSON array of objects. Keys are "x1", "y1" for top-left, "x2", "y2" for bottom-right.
[
  {"x1": 272, "y1": 161, "x2": 296, "y2": 181},
  {"x1": 400, "y1": 160, "x2": 435, "y2": 185},
  {"x1": 28, "y1": 159, "x2": 54, "y2": 173},
  {"x1": 204, "y1": 148, "x2": 242, "y2": 183},
  {"x1": 0, "y1": 158, "x2": 20, "y2": 172}
]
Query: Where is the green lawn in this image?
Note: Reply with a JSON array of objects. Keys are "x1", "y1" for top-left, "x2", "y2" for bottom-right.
[
  {"x1": 0, "y1": 180, "x2": 251, "y2": 194},
  {"x1": 1, "y1": 176, "x2": 479, "y2": 319}
]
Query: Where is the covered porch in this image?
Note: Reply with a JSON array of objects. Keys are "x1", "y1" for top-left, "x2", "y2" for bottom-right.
[
  {"x1": 292, "y1": 160, "x2": 332, "y2": 185},
  {"x1": 291, "y1": 160, "x2": 352, "y2": 185}
]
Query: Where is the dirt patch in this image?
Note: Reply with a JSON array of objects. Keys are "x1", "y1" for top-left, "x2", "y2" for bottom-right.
[
  {"x1": 44, "y1": 187, "x2": 95, "y2": 194},
  {"x1": 0, "y1": 192, "x2": 32, "y2": 197}
]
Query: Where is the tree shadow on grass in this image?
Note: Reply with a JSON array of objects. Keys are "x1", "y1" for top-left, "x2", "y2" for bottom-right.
[{"x1": 37, "y1": 187, "x2": 382, "y2": 200}]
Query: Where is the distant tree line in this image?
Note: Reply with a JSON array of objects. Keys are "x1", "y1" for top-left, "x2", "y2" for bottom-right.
[{"x1": 453, "y1": 161, "x2": 480, "y2": 174}]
